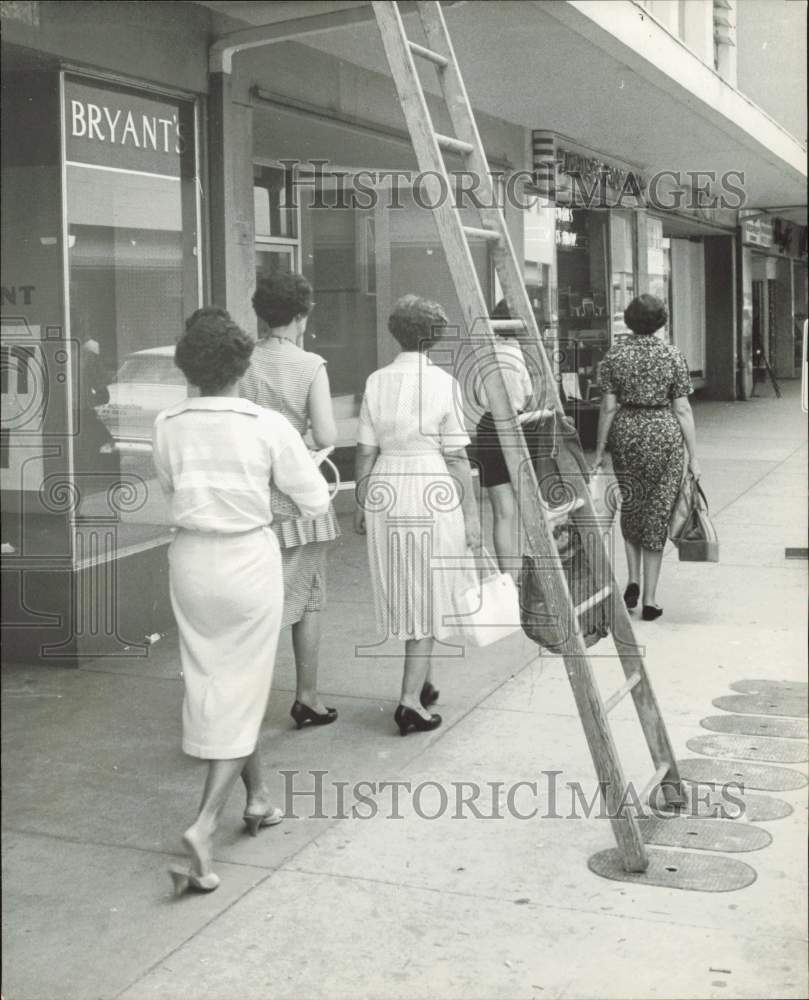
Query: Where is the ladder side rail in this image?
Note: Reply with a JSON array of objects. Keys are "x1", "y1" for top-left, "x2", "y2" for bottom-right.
[
  {"x1": 415, "y1": 0, "x2": 560, "y2": 417},
  {"x1": 610, "y1": 588, "x2": 686, "y2": 804},
  {"x1": 373, "y1": 0, "x2": 649, "y2": 873}
]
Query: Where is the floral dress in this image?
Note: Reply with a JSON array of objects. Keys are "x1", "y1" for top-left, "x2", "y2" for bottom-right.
[{"x1": 599, "y1": 335, "x2": 693, "y2": 551}]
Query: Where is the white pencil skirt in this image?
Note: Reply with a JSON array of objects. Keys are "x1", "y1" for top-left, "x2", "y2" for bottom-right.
[{"x1": 169, "y1": 527, "x2": 283, "y2": 759}]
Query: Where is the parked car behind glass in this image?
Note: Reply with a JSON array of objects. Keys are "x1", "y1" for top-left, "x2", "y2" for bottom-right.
[{"x1": 95, "y1": 346, "x2": 187, "y2": 453}]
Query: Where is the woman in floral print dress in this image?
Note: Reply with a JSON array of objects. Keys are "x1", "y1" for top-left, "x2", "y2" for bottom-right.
[{"x1": 592, "y1": 295, "x2": 701, "y2": 621}]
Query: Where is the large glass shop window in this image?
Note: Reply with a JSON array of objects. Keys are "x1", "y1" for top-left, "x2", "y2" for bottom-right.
[
  {"x1": 555, "y1": 208, "x2": 609, "y2": 404},
  {"x1": 64, "y1": 77, "x2": 199, "y2": 555}
]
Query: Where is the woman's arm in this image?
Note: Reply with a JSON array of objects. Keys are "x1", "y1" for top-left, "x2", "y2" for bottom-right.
[
  {"x1": 270, "y1": 419, "x2": 330, "y2": 517},
  {"x1": 444, "y1": 449, "x2": 481, "y2": 550},
  {"x1": 353, "y1": 443, "x2": 379, "y2": 534},
  {"x1": 592, "y1": 392, "x2": 617, "y2": 469},
  {"x1": 672, "y1": 395, "x2": 701, "y2": 479},
  {"x1": 308, "y1": 366, "x2": 338, "y2": 448}
]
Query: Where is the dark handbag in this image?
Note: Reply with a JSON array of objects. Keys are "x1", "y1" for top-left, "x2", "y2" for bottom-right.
[
  {"x1": 670, "y1": 473, "x2": 719, "y2": 563},
  {"x1": 520, "y1": 527, "x2": 610, "y2": 652}
]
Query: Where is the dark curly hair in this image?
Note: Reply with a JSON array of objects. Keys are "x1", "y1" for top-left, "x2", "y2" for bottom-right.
[
  {"x1": 184, "y1": 305, "x2": 231, "y2": 330},
  {"x1": 252, "y1": 271, "x2": 313, "y2": 332},
  {"x1": 388, "y1": 294, "x2": 448, "y2": 352},
  {"x1": 175, "y1": 312, "x2": 254, "y2": 393},
  {"x1": 624, "y1": 294, "x2": 668, "y2": 336}
]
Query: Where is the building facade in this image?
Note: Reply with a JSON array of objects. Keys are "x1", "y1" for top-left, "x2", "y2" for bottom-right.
[{"x1": 1, "y1": 0, "x2": 806, "y2": 663}]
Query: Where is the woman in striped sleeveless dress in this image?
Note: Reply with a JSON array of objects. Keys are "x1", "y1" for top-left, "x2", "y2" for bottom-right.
[{"x1": 240, "y1": 272, "x2": 341, "y2": 729}]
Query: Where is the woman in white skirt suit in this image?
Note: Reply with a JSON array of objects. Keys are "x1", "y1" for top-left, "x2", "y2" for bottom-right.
[
  {"x1": 152, "y1": 309, "x2": 329, "y2": 893},
  {"x1": 354, "y1": 296, "x2": 481, "y2": 736}
]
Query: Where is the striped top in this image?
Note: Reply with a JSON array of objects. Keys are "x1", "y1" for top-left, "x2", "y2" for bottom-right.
[
  {"x1": 239, "y1": 337, "x2": 340, "y2": 548},
  {"x1": 152, "y1": 397, "x2": 330, "y2": 534}
]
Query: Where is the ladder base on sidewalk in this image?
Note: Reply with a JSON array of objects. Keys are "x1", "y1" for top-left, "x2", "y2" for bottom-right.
[{"x1": 589, "y1": 848, "x2": 757, "y2": 891}]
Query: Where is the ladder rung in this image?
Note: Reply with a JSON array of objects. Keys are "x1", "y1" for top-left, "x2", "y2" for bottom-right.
[
  {"x1": 463, "y1": 225, "x2": 502, "y2": 243},
  {"x1": 408, "y1": 40, "x2": 448, "y2": 67},
  {"x1": 435, "y1": 132, "x2": 474, "y2": 156},
  {"x1": 575, "y1": 585, "x2": 612, "y2": 617},
  {"x1": 490, "y1": 319, "x2": 525, "y2": 332},
  {"x1": 640, "y1": 762, "x2": 673, "y2": 805},
  {"x1": 603, "y1": 672, "x2": 642, "y2": 714},
  {"x1": 543, "y1": 497, "x2": 584, "y2": 525}
]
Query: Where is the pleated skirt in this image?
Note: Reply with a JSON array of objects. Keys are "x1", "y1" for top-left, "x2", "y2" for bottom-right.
[
  {"x1": 169, "y1": 527, "x2": 283, "y2": 759},
  {"x1": 364, "y1": 452, "x2": 477, "y2": 641}
]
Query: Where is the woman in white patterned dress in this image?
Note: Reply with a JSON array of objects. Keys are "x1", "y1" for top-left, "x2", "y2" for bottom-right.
[{"x1": 354, "y1": 296, "x2": 480, "y2": 736}]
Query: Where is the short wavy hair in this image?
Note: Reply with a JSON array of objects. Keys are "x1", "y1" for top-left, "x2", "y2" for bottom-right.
[
  {"x1": 388, "y1": 294, "x2": 448, "y2": 352},
  {"x1": 184, "y1": 305, "x2": 231, "y2": 330},
  {"x1": 252, "y1": 271, "x2": 313, "y2": 331},
  {"x1": 624, "y1": 294, "x2": 667, "y2": 336},
  {"x1": 175, "y1": 312, "x2": 254, "y2": 393}
]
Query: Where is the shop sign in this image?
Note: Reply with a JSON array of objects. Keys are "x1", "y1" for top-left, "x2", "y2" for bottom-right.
[
  {"x1": 556, "y1": 148, "x2": 646, "y2": 207},
  {"x1": 64, "y1": 79, "x2": 186, "y2": 177},
  {"x1": 741, "y1": 216, "x2": 774, "y2": 248}
]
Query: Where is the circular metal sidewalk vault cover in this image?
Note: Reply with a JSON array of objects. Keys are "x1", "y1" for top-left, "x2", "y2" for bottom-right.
[
  {"x1": 713, "y1": 694, "x2": 808, "y2": 718},
  {"x1": 661, "y1": 785, "x2": 793, "y2": 822},
  {"x1": 700, "y1": 714, "x2": 808, "y2": 740},
  {"x1": 730, "y1": 679, "x2": 808, "y2": 698},
  {"x1": 687, "y1": 733, "x2": 809, "y2": 764},
  {"x1": 588, "y1": 848, "x2": 757, "y2": 892},
  {"x1": 637, "y1": 815, "x2": 771, "y2": 852},
  {"x1": 677, "y1": 757, "x2": 808, "y2": 791}
]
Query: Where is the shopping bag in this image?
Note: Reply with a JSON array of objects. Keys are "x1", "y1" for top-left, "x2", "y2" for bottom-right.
[
  {"x1": 668, "y1": 460, "x2": 693, "y2": 543},
  {"x1": 588, "y1": 470, "x2": 618, "y2": 535},
  {"x1": 452, "y1": 549, "x2": 522, "y2": 647},
  {"x1": 669, "y1": 473, "x2": 719, "y2": 562}
]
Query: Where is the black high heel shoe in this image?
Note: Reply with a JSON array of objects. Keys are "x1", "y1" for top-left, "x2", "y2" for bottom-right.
[
  {"x1": 642, "y1": 605, "x2": 663, "y2": 621},
  {"x1": 623, "y1": 583, "x2": 640, "y2": 610},
  {"x1": 290, "y1": 700, "x2": 338, "y2": 729},
  {"x1": 420, "y1": 681, "x2": 440, "y2": 708},
  {"x1": 394, "y1": 704, "x2": 442, "y2": 736}
]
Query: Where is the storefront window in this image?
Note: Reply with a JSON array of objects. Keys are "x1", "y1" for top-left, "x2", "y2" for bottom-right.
[
  {"x1": 610, "y1": 209, "x2": 637, "y2": 340},
  {"x1": 556, "y1": 208, "x2": 609, "y2": 404},
  {"x1": 1, "y1": 63, "x2": 70, "y2": 560},
  {"x1": 65, "y1": 76, "x2": 199, "y2": 557},
  {"x1": 646, "y1": 216, "x2": 671, "y2": 338}
]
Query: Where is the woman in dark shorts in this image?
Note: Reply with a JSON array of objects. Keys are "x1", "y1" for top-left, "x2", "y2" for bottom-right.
[
  {"x1": 592, "y1": 295, "x2": 701, "y2": 620},
  {"x1": 473, "y1": 301, "x2": 541, "y2": 572}
]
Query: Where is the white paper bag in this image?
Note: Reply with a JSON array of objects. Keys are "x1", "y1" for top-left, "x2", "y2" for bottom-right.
[{"x1": 450, "y1": 550, "x2": 522, "y2": 647}]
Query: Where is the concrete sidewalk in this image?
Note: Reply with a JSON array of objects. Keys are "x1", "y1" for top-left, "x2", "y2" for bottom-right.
[{"x1": 2, "y1": 384, "x2": 807, "y2": 1000}]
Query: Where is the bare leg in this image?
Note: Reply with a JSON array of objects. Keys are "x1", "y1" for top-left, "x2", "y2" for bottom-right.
[
  {"x1": 240, "y1": 748, "x2": 275, "y2": 816},
  {"x1": 642, "y1": 548, "x2": 664, "y2": 607},
  {"x1": 183, "y1": 756, "x2": 247, "y2": 877},
  {"x1": 401, "y1": 637, "x2": 435, "y2": 719},
  {"x1": 624, "y1": 538, "x2": 642, "y2": 586},
  {"x1": 292, "y1": 611, "x2": 327, "y2": 714},
  {"x1": 488, "y1": 484, "x2": 517, "y2": 575}
]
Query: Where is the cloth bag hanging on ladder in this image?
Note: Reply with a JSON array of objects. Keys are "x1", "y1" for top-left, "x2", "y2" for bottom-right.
[
  {"x1": 450, "y1": 548, "x2": 522, "y2": 647},
  {"x1": 669, "y1": 471, "x2": 719, "y2": 562}
]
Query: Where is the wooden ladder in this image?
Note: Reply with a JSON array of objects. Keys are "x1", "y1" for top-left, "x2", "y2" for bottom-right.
[{"x1": 372, "y1": 0, "x2": 686, "y2": 872}]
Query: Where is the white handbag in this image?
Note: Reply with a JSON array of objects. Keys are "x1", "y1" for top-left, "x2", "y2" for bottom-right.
[{"x1": 449, "y1": 549, "x2": 522, "y2": 647}]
